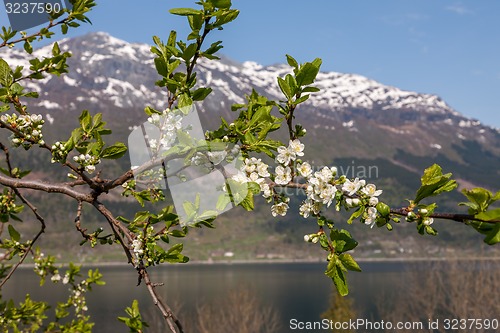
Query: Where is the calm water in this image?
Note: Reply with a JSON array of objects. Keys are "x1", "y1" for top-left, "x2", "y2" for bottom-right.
[{"x1": 3, "y1": 260, "x2": 499, "y2": 332}]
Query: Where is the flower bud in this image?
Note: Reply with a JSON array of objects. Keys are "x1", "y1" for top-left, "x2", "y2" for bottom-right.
[
  {"x1": 406, "y1": 211, "x2": 417, "y2": 222},
  {"x1": 422, "y1": 217, "x2": 434, "y2": 226},
  {"x1": 376, "y1": 202, "x2": 390, "y2": 217}
]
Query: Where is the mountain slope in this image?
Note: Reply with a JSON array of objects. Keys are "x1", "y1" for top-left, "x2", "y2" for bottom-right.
[
  {"x1": 1, "y1": 32, "x2": 499, "y2": 260},
  {"x1": 1, "y1": 31, "x2": 499, "y2": 188}
]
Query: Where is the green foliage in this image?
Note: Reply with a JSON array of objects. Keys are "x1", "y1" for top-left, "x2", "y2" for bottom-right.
[
  {"x1": 118, "y1": 300, "x2": 149, "y2": 333},
  {"x1": 461, "y1": 188, "x2": 500, "y2": 244},
  {"x1": 0, "y1": 0, "x2": 498, "y2": 331},
  {"x1": 414, "y1": 164, "x2": 457, "y2": 204}
]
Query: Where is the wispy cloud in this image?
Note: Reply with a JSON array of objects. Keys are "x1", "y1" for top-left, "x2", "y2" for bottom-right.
[{"x1": 446, "y1": 3, "x2": 473, "y2": 15}]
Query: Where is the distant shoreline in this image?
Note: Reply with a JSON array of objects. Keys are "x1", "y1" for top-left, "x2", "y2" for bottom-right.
[{"x1": 15, "y1": 256, "x2": 500, "y2": 269}]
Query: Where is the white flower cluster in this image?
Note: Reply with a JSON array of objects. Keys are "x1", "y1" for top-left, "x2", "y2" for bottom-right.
[
  {"x1": 298, "y1": 163, "x2": 383, "y2": 225},
  {"x1": 1, "y1": 113, "x2": 45, "y2": 148},
  {"x1": 50, "y1": 141, "x2": 68, "y2": 163},
  {"x1": 271, "y1": 200, "x2": 289, "y2": 217},
  {"x1": 132, "y1": 237, "x2": 143, "y2": 260},
  {"x1": 232, "y1": 157, "x2": 272, "y2": 198},
  {"x1": 406, "y1": 208, "x2": 434, "y2": 226},
  {"x1": 70, "y1": 281, "x2": 90, "y2": 313},
  {"x1": 50, "y1": 271, "x2": 70, "y2": 285},
  {"x1": 191, "y1": 145, "x2": 241, "y2": 173},
  {"x1": 268, "y1": 139, "x2": 306, "y2": 217},
  {"x1": 276, "y1": 139, "x2": 304, "y2": 165},
  {"x1": 73, "y1": 153, "x2": 101, "y2": 174},
  {"x1": 147, "y1": 109, "x2": 183, "y2": 153}
]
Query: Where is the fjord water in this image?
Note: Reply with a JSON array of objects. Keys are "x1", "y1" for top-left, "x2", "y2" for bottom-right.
[{"x1": 4, "y1": 261, "x2": 499, "y2": 332}]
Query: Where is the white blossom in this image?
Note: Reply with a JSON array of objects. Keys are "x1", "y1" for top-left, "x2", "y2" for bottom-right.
[
  {"x1": 342, "y1": 178, "x2": 366, "y2": 196},
  {"x1": 297, "y1": 162, "x2": 312, "y2": 178},
  {"x1": 232, "y1": 171, "x2": 249, "y2": 184},
  {"x1": 132, "y1": 238, "x2": 143, "y2": 256},
  {"x1": 85, "y1": 165, "x2": 96, "y2": 174},
  {"x1": 422, "y1": 217, "x2": 434, "y2": 226},
  {"x1": 274, "y1": 165, "x2": 292, "y2": 185},
  {"x1": 207, "y1": 150, "x2": 227, "y2": 165},
  {"x1": 260, "y1": 182, "x2": 272, "y2": 198},
  {"x1": 299, "y1": 199, "x2": 314, "y2": 218},
  {"x1": 361, "y1": 183, "x2": 383, "y2": 197},
  {"x1": 256, "y1": 162, "x2": 270, "y2": 178},
  {"x1": 288, "y1": 139, "x2": 304, "y2": 157},
  {"x1": 346, "y1": 198, "x2": 361, "y2": 207},
  {"x1": 364, "y1": 207, "x2": 378, "y2": 228},
  {"x1": 271, "y1": 202, "x2": 289, "y2": 217},
  {"x1": 276, "y1": 145, "x2": 294, "y2": 165},
  {"x1": 318, "y1": 183, "x2": 336, "y2": 206}
]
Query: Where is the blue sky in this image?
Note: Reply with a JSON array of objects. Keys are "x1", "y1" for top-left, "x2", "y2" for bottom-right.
[{"x1": 1, "y1": 0, "x2": 499, "y2": 127}]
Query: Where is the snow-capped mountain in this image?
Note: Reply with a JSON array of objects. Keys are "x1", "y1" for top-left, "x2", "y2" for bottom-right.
[{"x1": 1, "y1": 32, "x2": 499, "y2": 186}]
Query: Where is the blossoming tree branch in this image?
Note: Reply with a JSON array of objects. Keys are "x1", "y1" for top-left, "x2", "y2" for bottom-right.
[{"x1": 0, "y1": 0, "x2": 499, "y2": 332}]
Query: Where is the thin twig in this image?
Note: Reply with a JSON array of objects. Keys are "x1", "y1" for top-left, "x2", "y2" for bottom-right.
[
  {"x1": 138, "y1": 264, "x2": 184, "y2": 333},
  {"x1": 391, "y1": 208, "x2": 500, "y2": 224},
  {"x1": 0, "y1": 143, "x2": 46, "y2": 288}
]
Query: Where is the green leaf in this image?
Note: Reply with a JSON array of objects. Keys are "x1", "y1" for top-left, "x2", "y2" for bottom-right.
[
  {"x1": 475, "y1": 208, "x2": 500, "y2": 221},
  {"x1": 425, "y1": 225, "x2": 437, "y2": 235},
  {"x1": 285, "y1": 54, "x2": 298, "y2": 69},
  {"x1": 166, "y1": 243, "x2": 183, "y2": 255},
  {"x1": 169, "y1": 229, "x2": 186, "y2": 238},
  {"x1": 339, "y1": 253, "x2": 362, "y2": 272},
  {"x1": 169, "y1": 8, "x2": 202, "y2": 16},
  {"x1": 52, "y1": 42, "x2": 61, "y2": 56},
  {"x1": 178, "y1": 93, "x2": 193, "y2": 110},
  {"x1": 325, "y1": 260, "x2": 348, "y2": 296},
  {"x1": 239, "y1": 190, "x2": 254, "y2": 211},
  {"x1": 182, "y1": 201, "x2": 197, "y2": 219},
  {"x1": 213, "y1": 9, "x2": 240, "y2": 27},
  {"x1": 302, "y1": 86, "x2": 320, "y2": 93},
  {"x1": 23, "y1": 41, "x2": 33, "y2": 54},
  {"x1": 0, "y1": 58, "x2": 12, "y2": 87},
  {"x1": 293, "y1": 94, "x2": 309, "y2": 105},
  {"x1": 197, "y1": 210, "x2": 218, "y2": 221},
  {"x1": 277, "y1": 77, "x2": 292, "y2": 99},
  {"x1": 8, "y1": 224, "x2": 20, "y2": 242},
  {"x1": 414, "y1": 164, "x2": 457, "y2": 204},
  {"x1": 461, "y1": 188, "x2": 493, "y2": 214},
  {"x1": 484, "y1": 224, "x2": 500, "y2": 245},
  {"x1": 188, "y1": 14, "x2": 203, "y2": 31},
  {"x1": 296, "y1": 59, "x2": 322, "y2": 86},
  {"x1": 347, "y1": 207, "x2": 364, "y2": 224},
  {"x1": 192, "y1": 87, "x2": 212, "y2": 101},
  {"x1": 331, "y1": 229, "x2": 358, "y2": 253},
  {"x1": 213, "y1": 0, "x2": 232, "y2": 8},
  {"x1": 216, "y1": 193, "x2": 231, "y2": 211},
  {"x1": 101, "y1": 142, "x2": 127, "y2": 159},
  {"x1": 182, "y1": 42, "x2": 198, "y2": 61},
  {"x1": 79, "y1": 110, "x2": 92, "y2": 131}
]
